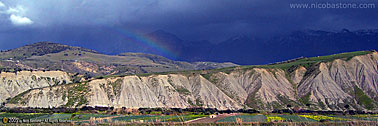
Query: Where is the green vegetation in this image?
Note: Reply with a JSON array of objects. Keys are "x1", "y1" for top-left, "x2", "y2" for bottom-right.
[
  {"x1": 63, "y1": 82, "x2": 90, "y2": 107},
  {"x1": 266, "y1": 69, "x2": 278, "y2": 79},
  {"x1": 201, "y1": 73, "x2": 211, "y2": 81},
  {"x1": 353, "y1": 86, "x2": 376, "y2": 110},
  {"x1": 244, "y1": 83, "x2": 265, "y2": 110},
  {"x1": 175, "y1": 86, "x2": 191, "y2": 95},
  {"x1": 317, "y1": 99, "x2": 327, "y2": 109},
  {"x1": 108, "y1": 78, "x2": 123, "y2": 98},
  {"x1": 276, "y1": 95, "x2": 299, "y2": 108},
  {"x1": 112, "y1": 115, "x2": 154, "y2": 122},
  {"x1": 201, "y1": 73, "x2": 219, "y2": 84},
  {"x1": 217, "y1": 114, "x2": 267, "y2": 122},
  {"x1": 32, "y1": 113, "x2": 73, "y2": 120},
  {"x1": 337, "y1": 114, "x2": 378, "y2": 121},
  {"x1": 7, "y1": 89, "x2": 33, "y2": 104},
  {"x1": 0, "y1": 113, "x2": 49, "y2": 120},
  {"x1": 71, "y1": 75, "x2": 82, "y2": 83},
  {"x1": 99, "y1": 78, "x2": 124, "y2": 101},
  {"x1": 167, "y1": 77, "x2": 191, "y2": 95},
  {"x1": 0, "y1": 42, "x2": 76, "y2": 60},
  {"x1": 1, "y1": 112, "x2": 378, "y2": 125},
  {"x1": 195, "y1": 98, "x2": 204, "y2": 107},
  {"x1": 71, "y1": 113, "x2": 113, "y2": 121},
  {"x1": 253, "y1": 51, "x2": 372, "y2": 71},
  {"x1": 245, "y1": 93, "x2": 265, "y2": 109},
  {"x1": 127, "y1": 50, "x2": 374, "y2": 80},
  {"x1": 299, "y1": 92, "x2": 312, "y2": 105},
  {"x1": 187, "y1": 99, "x2": 195, "y2": 106},
  {"x1": 112, "y1": 114, "x2": 206, "y2": 122}
]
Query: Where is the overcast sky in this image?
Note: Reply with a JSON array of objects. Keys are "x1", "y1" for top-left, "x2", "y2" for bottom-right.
[{"x1": 0, "y1": 0, "x2": 377, "y2": 50}]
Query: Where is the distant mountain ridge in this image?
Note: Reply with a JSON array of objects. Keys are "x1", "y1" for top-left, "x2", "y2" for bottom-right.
[
  {"x1": 94, "y1": 29, "x2": 378, "y2": 65},
  {"x1": 0, "y1": 42, "x2": 98, "y2": 60},
  {"x1": 200, "y1": 29, "x2": 378, "y2": 65}
]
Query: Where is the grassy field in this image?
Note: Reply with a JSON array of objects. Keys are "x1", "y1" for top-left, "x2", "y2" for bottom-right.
[
  {"x1": 333, "y1": 114, "x2": 378, "y2": 121},
  {"x1": 0, "y1": 113, "x2": 49, "y2": 120},
  {"x1": 217, "y1": 114, "x2": 267, "y2": 122},
  {"x1": 253, "y1": 50, "x2": 372, "y2": 70}
]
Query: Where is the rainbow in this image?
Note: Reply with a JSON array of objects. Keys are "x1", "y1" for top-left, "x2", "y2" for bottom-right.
[{"x1": 111, "y1": 26, "x2": 178, "y2": 59}]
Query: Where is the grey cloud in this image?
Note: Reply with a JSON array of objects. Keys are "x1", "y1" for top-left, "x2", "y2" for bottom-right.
[{"x1": 0, "y1": 0, "x2": 377, "y2": 49}]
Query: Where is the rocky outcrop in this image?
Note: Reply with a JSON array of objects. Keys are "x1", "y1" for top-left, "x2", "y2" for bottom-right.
[
  {"x1": 296, "y1": 52, "x2": 378, "y2": 110},
  {"x1": 5, "y1": 51, "x2": 378, "y2": 111},
  {"x1": 9, "y1": 74, "x2": 243, "y2": 110},
  {"x1": 0, "y1": 71, "x2": 71, "y2": 104}
]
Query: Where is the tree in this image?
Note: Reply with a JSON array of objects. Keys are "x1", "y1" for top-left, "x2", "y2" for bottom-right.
[
  {"x1": 344, "y1": 104, "x2": 350, "y2": 110},
  {"x1": 305, "y1": 104, "x2": 311, "y2": 108},
  {"x1": 287, "y1": 104, "x2": 292, "y2": 108}
]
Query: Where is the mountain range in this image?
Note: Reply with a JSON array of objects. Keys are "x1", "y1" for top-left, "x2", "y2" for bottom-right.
[{"x1": 88, "y1": 29, "x2": 378, "y2": 65}]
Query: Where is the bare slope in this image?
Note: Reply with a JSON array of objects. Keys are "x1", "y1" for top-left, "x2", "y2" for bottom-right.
[
  {"x1": 0, "y1": 71, "x2": 71, "y2": 103},
  {"x1": 5, "y1": 51, "x2": 378, "y2": 111}
]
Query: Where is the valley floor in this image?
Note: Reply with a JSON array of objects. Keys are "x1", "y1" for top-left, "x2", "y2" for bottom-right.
[{"x1": 1, "y1": 112, "x2": 378, "y2": 125}]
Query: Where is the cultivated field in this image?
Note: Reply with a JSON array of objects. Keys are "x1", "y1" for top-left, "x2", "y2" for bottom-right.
[{"x1": 1, "y1": 112, "x2": 378, "y2": 125}]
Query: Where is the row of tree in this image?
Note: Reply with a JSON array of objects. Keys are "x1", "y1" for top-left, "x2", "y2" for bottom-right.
[{"x1": 0, "y1": 106, "x2": 375, "y2": 115}]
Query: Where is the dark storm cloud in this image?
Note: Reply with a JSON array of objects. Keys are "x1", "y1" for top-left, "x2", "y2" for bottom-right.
[{"x1": 0, "y1": 0, "x2": 377, "y2": 50}]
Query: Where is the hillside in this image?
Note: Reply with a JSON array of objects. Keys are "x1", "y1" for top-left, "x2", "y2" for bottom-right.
[
  {"x1": 4, "y1": 50, "x2": 378, "y2": 111},
  {"x1": 0, "y1": 42, "x2": 237, "y2": 76},
  {"x1": 0, "y1": 42, "x2": 98, "y2": 60}
]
